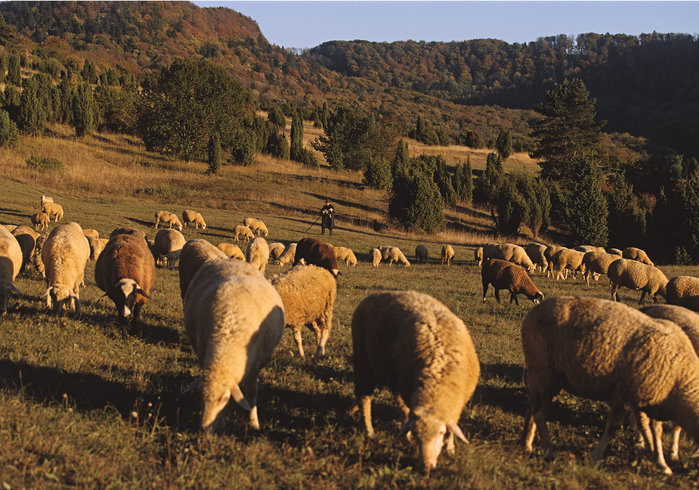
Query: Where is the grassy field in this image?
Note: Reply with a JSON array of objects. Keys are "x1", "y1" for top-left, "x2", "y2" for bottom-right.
[{"x1": 0, "y1": 132, "x2": 698, "y2": 488}]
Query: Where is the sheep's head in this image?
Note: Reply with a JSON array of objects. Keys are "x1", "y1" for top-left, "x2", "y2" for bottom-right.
[
  {"x1": 0, "y1": 282, "x2": 22, "y2": 315},
  {"x1": 113, "y1": 278, "x2": 150, "y2": 321},
  {"x1": 400, "y1": 408, "x2": 468, "y2": 474},
  {"x1": 532, "y1": 292, "x2": 545, "y2": 305},
  {"x1": 201, "y1": 379, "x2": 250, "y2": 432},
  {"x1": 44, "y1": 285, "x2": 81, "y2": 316}
]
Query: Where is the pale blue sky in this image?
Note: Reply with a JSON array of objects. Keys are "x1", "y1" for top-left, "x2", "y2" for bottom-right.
[{"x1": 194, "y1": 1, "x2": 699, "y2": 50}]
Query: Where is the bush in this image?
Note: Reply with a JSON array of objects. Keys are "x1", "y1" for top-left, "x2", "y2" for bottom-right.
[
  {"x1": 0, "y1": 110, "x2": 19, "y2": 147},
  {"x1": 364, "y1": 157, "x2": 392, "y2": 190},
  {"x1": 26, "y1": 155, "x2": 65, "y2": 173},
  {"x1": 389, "y1": 169, "x2": 445, "y2": 234},
  {"x1": 673, "y1": 246, "x2": 692, "y2": 265}
]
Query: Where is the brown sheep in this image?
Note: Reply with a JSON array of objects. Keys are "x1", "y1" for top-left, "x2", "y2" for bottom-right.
[
  {"x1": 294, "y1": 237, "x2": 339, "y2": 277},
  {"x1": 11, "y1": 226, "x2": 39, "y2": 272},
  {"x1": 481, "y1": 258, "x2": 544, "y2": 305}
]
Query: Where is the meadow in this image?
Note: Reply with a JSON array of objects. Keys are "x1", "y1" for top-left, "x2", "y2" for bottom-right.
[{"x1": 0, "y1": 130, "x2": 698, "y2": 488}]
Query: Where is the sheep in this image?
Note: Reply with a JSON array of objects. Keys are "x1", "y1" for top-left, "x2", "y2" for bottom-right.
[
  {"x1": 608, "y1": 258, "x2": 668, "y2": 304},
  {"x1": 234, "y1": 225, "x2": 255, "y2": 242},
  {"x1": 543, "y1": 245, "x2": 565, "y2": 277},
  {"x1": 153, "y1": 229, "x2": 186, "y2": 269},
  {"x1": 607, "y1": 247, "x2": 623, "y2": 256},
  {"x1": 42, "y1": 202, "x2": 64, "y2": 222},
  {"x1": 87, "y1": 237, "x2": 109, "y2": 261},
  {"x1": 40, "y1": 194, "x2": 53, "y2": 206},
  {"x1": 216, "y1": 242, "x2": 245, "y2": 261},
  {"x1": 274, "y1": 243, "x2": 297, "y2": 266},
  {"x1": 83, "y1": 228, "x2": 99, "y2": 239},
  {"x1": 582, "y1": 251, "x2": 620, "y2": 286},
  {"x1": 11, "y1": 226, "x2": 39, "y2": 272},
  {"x1": 178, "y1": 239, "x2": 227, "y2": 299},
  {"x1": 521, "y1": 296, "x2": 699, "y2": 475},
  {"x1": 246, "y1": 237, "x2": 269, "y2": 273},
  {"x1": 110, "y1": 227, "x2": 148, "y2": 241},
  {"x1": 475, "y1": 246, "x2": 483, "y2": 267},
  {"x1": 551, "y1": 248, "x2": 586, "y2": 280},
  {"x1": 0, "y1": 226, "x2": 23, "y2": 315},
  {"x1": 639, "y1": 304, "x2": 699, "y2": 464},
  {"x1": 95, "y1": 233, "x2": 156, "y2": 324},
  {"x1": 334, "y1": 246, "x2": 357, "y2": 267},
  {"x1": 665, "y1": 276, "x2": 699, "y2": 312},
  {"x1": 415, "y1": 245, "x2": 428, "y2": 264},
  {"x1": 523, "y1": 243, "x2": 548, "y2": 273},
  {"x1": 441, "y1": 245, "x2": 455, "y2": 265},
  {"x1": 351, "y1": 290, "x2": 480, "y2": 472},
  {"x1": 183, "y1": 259, "x2": 285, "y2": 432},
  {"x1": 573, "y1": 245, "x2": 605, "y2": 254},
  {"x1": 483, "y1": 243, "x2": 535, "y2": 273},
  {"x1": 41, "y1": 222, "x2": 90, "y2": 315},
  {"x1": 270, "y1": 265, "x2": 336, "y2": 358},
  {"x1": 3, "y1": 225, "x2": 17, "y2": 233},
  {"x1": 267, "y1": 242, "x2": 285, "y2": 263},
  {"x1": 386, "y1": 246, "x2": 411, "y2": 267},
  {"x1": 243, "y1": 218, "x2": 269, "y2": 237},
  {"x1": 294, "y1": 238, "x2": 339, "y2": 277},
  {"x1": 33, "y1": 233, "x2": 48, "y2": 277},
  {"x1": 31, "y1": 212, "x2": 49, "y2": 231},
  {"x1": 370, "y1": 248, "x2": 381, "y2": 267},
  {"x1": 623, "y1": 246, "x2": 654, "y2": 266},
  {"x1": 154, "y1": 210, "x2": 183, "y2": 231},
  {"x1": 481, "y1": 258, "x2": 544, "y2": 305},
  {"x1": 182, "y1": 210, "x2": 207, "y2": 230}
]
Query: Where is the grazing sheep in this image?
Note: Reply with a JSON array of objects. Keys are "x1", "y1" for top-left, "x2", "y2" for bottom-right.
[
  {"x1": 523, "y1": 243, "x2": 548, "y2": 273},
  {"x1": 270, "y1": 265, "x2": 336, "y2": 358},
  {"x1": 481, "y1": 258, "x2": 543, "y2": 305},
  {"x1": 551, "y1": 248, "x2": 586, "y2": 280},
  {"x1": 154, "y1": 210, "x2": 183, "y2": 231},
  {"x1": 415, "y1": 245, "x2": 428, "y2": 264},
  {"x1": 178, "y1": 239, "x2": 227, "y2": 299},
  {"x1": 110, "y1": 227, "x2": 147, "y2": 241},
  {"x1": 87, "y1": 237, "x2": 109, "y2": 261},
  {"x1": 234, "y1": 225, "x2": 255, "y2": 242},
  {"x1": 31, "y1": 212, "x2": 49, "y2": 231},
  {"x1": 41, "y1": 222, "x2": 90, "y2": 315},
  {"x1": 608, "y1": 258, "x2": 668, "y2": 304},
  {"x1": 623, "y1": 246, "x2": 654, "y2": 266},
  {"x1": 294, "y1": 238, "x2": 339, "y2": 277},
  {"x1": 243, "y1": 218, "x2": 269, "y2": 237},
  {"x1": 40, "y1": 195, "x2": 53, "y2": 206},
  {"x1": 441, "y1": 245, "x2": 455, "y2": 265},
  {"x1": 268, "y1": 242, "x2": 285, "y2": 262},
  {"x1": 475, "y1": 246, "x2": 483, "y2": 267},
  {"x1": 11, "y1": 226, "x2": 39, "y2": 272},
  {"x1": 521, "y1": 296, "x2": 699, "y2": 475},
  {"x1": 573, "y1": 245, "x2": 605, "y2": 254},
  {"x1": 0, "y1": 226, "x2": 23, "y2": 315},
  {"x1": 582, "y1": 251, "x2": 620, "y2": 286},
  {"x1": 95, "y1": 233, "x2": 156, "y2": 324},
  {"x1": 33, "y1": 233, "x2": 48, "y2": 277},
  {"x1": 274, "y1": 242, "x2": 297, "y2": 266},
  {"x1": 351, "y1": 291, "x2": 480, "y2": 472},
  {"x1": 606, "y1": 247, "x2": 623, "y2": 256},
  {"x1": 153, "y1": 229, "x2": 186, "y2": 269},
  {"x1": 246, "y1": 237, "x2": 269, "y2": 273},
  {"x1": 334, "y1": 246, "x2": 357, "y2": 267},
  {"x1": 182, "y1": 210, "x2": 207, "y2": 229},
  {"x1": 370, "y1": 248, "x2": 381, "y2": 267},
  {"x1": 83, "y1": 229, "x2": 99, "y2": 239},
  {"x1": 543, "y1": 245, "x2": 565, "y2": 277},
  {"x1": 483, "y1": 243, "x2": 535, "y2": 273},
  {"x1": 216, "y1": 242, "x2": 245, "y2": 261},
  {"x1": 183, "y1": 259, "x2": 285, "y2": 431},
  {"x1": 665, "y1": 276, "x2": 699, "y2": 312},
  {"x1": 386, "y1": 246, "x2": 411, "y2": 267},
  {"x1": 42, "y1": 202, "x2": 64, "y2": 222}
]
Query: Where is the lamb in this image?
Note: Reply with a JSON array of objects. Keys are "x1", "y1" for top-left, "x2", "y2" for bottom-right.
[
  {"x1": 41, "y1": 202, "x2": 64, "y2": 222},
  {"x1": 521, "y1": 296, "x2": 699, "y2": 475},
  {"x1": 415, "y1": 245, "x2": 428, "y2": 264},
  {"x1": 370, "y1": 248, "x2": 381, "y2": 267},
  {"x1": 0, "y1": 226, "x2": 23, "y2": 315},
  {"x1": 153, "y1": 229, "x2": 186, "y2": 269},
  {"x1": 41, "y1": 194, "x2": 53, "y2": 206},
  {"x1": 274, "y1": 242, "x2": 297, "y2": 266},
  {"x1": 87, "y1": 237, "x2": 109, "y2": 261},
  {"x1": 608, "y1": 258, "x2": 668, "y2": 304},
  {"x1": 245, "y1": 237, "x2": 269, "y2": 273},
  {"x1": 216, "y1": 242, "x2": 245, "y2": 261},
  {"x1": 551, "y1": 248, "x2": 586, "y2": 280},
  {"x1": 334, "y1": 246, "x2": 357, "y2": 267},
  {"x1": 523, "y1": 243, "x2": 548, "y2": 273},
  {"x1": 182, "y1": 210, "x2": 207, "y2": 230},
  {"x1": 623, "y1": 246, "x2": 654, "y2": 266},
  {"x1": 294, "y1": 238, "x2": 339, "y2": 277},
  {"x1": 582, "y1": 251, "x2": 620, "y2": 286},
  {"x1": 386, "y1": 246, "x2": 411, "y2": 267},
  {"x1": 481, "y1": 258, "x2": 544, "y2": 305},
  {"x1": 183, "y1": 259, "x2": 285, "y2": 431},
  {"x1": 83, "y1": 228, "x2": 100, "y2": 239},
  {"x1": 95, "y1": 233, "x2": 156, "y2": 324},
  {"x1": 243, "y1": 218, "x2": 269, "y2": 237},
  {"x1": 178, "y1": 239, "x2": 227, "y2": 299},
  {"x1": 270, "y1": 265, "x2": 336, "y2": 358},
  {"x1": 441, "y1": 245, "x2": 455, "y2": 265},
  {"x1": 31, "y1": 212, "x2": 49, "y2": 231},
  {"x1": 234, "y1": 225, "x2": 255, "y2": 242},
  {"x1": 154, "y1": 210, "x2": 183, "y2": 231},
  {"x1": 665, "y1": 276, "x2": 699, "y2": 311},
  {"x1": 41, "y1": 222, "x2": 90, "y2": 315},
  {"x1": 475, "y1": 246, "x2": 483, "y2": 267},
  {"x1": 351, "y1": 290, "x2": 480, "y2": 472},
  {"x1": 11, "y1": 226, "x2": 39, "y2": 272}
]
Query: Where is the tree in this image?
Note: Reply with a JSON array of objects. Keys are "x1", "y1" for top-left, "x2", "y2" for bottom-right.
[
  {"x1": 605, "y1": 172, "x2": 646, "y2": 248},
  {"x1": 474, "y1": 152, "x2": 503, "y2": 206},
  {"x1": 530, "y1": 79, "x2": 606, "y2": 186},
  {"x1": 0, "y1": 109, "x2": 19, "y2": 147},
  {"x1": 433, "y1": 155, "x2": 456, "y2": 206},
  {"x1": 495, "y1": 177, "x2": 527, "y2": 236},
  {"x1": 71, "y1": 82, "x2": 96, "y2": 137},
  {"x1": 267, "y1": 105, "x2": 286, "y2": 128},
  {"x1": 230, "y1": 129, "x2": 255, "y2": 166},
  {"x1": 6, "y1": 52, "x2": 20, "y2": 85},
  {"x1": 364, "y1": 157, "x2": 392, "y2": 190},
  {"x1": 81, "y1": 59, "x2": 98, "y2": 84},
  {"x1": 392, "y1": 139, "x2": 410, "y2": 179},
  {"x1": 453, "y1": 156, "x2": 473, "y2": 204},
  {"x1": 389, "y1": 167, "x2": 445, "y2": 234},
  {"x1": 17, "y1": 79, "x2": 46, "y2": 134},
  {"x1": 290, "y1": 111, "x2": 304, "y2": 162},
  {"x1": 495, "y1": 127, "x2": 513, "y2": 160},
  {"x1": 566, "y1": 153, "x2": 609, "y2": 246},
  {"x1": 207, "y1": 132, "x2": 221, "y2": 174}
]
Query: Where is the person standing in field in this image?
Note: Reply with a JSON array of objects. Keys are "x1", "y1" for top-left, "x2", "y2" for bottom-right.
[{"x1": 320, "y1": 199, "x2": 335, "y2": 236}]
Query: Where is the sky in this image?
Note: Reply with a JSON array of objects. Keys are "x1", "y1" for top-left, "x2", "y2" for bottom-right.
[{"x1": 193, "y1": 1, "x2": 699, "y2": 50}]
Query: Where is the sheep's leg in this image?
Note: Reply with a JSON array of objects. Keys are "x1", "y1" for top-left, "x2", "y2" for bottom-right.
[
  {"x1": 584, "y1": 271, "x2": 590, "y2": 286},
  {"x1": 293, "y1": 327, "x2": 305, "y2": 358},
  {"x1": 591, "y1": 404, "x2": 626, "y2": 462},
  {"x1": 610, "y1": 283, "x2": 619, "y2": 302},
  {"x1": 316, "y1": 320, "x2": 332, "y2": 357},
  {"x1": 360, "y1": 395, "x2": 374, "y2": 437},
  {"x1": 634, "y1": 411, "x2": 655, "y2": 451},
  {"x1": 651, "y1": 419, "x2": 673, "y2": 475},
  {"x1": 241, "y1": 377, "x2": 260, "y2": 430},
  {"x1": 482, "y1": 281, "x2": 489, "y2": 302},
  {"x1": 522, "y1": 393, "x2": 546, "y2": 454},
  {"x1": 670, "y1": 425, "x2": 681, "y2": 461},
  {"x1": 494, "y1": 288, "x2": 501, "y2": 303},
  {"x1": 509, "y1": 291, "x2": 519, "y2": 305},
  {"x1": 639, "y1": 290, "x2": 647, "y2": 305}
]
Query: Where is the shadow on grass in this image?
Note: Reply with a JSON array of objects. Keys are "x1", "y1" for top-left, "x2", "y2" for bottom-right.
[{"x1": 0, "y1": 207, "x2": 29, "y2": 218}]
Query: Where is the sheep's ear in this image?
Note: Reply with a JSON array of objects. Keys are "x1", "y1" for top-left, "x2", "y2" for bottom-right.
[
  {"x1": 134, "y1": 286, "x2": 150, "y2": 299},
  {"x1": 10, "y1": 285, "x2": 23, "y2": 296},
  {"x1": 230, "y1": 383, "x2": 251, "y2": 411},
  {"x1": 180, "y1": 377, "x2": 203, "y2": 395},
  {"x1": 447, "y1": 421, "x2": 469, "y2": 444},
  {"x1": 397, "y1": 420, "x2": 415, "y2": 439}
]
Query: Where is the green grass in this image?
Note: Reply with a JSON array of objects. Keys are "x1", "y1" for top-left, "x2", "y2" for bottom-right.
[{"x1": 1, "y1": 156, "x2": 699, "y2": 487}]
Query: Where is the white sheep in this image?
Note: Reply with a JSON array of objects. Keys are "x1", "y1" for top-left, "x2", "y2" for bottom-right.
[
  {"x1": 606, "y1": 247, "x2": 623, "y2": 256},
  {"x1": 441, "y1": 245, "x2": 455, "y2": 265},
  {"x1": 608, "y1": 258, "x2": 668, "y2": 304},
  {"x1": 370, "y1": 248, "x2": 381, "y2": 267},
  {"x1": 234, "y1": 225, "x2": 255, "y2": 242},
  {"x1": 334, "y1": 246, "x2": 357, "y2": 267},
  {"x1": 31, "y1": 212, "x2": 49, "y2": 231},
  {"x1": 183, "y1": 259, "x2": 285, "y2": 431},
  {"x1": 83, "y1": 228, "x2": 99, "y2": 239},
  {"x1": 42, "y1": 202, "x2": 64, "y2": 222},
  {"x1": 274, "y1": 243, "x2": 297, "y2": 266},
  {"x1": 268, "y1": 242, "x2": 286, "y2": 262},
  {"x1": 0, "y1": 226, "x2": 23, "y2": 315},
  {"x1": 87, "y1": 237, "x2": 109, "y2": 261},
  {"x1": 178, "y1": 239, "x2": 227, "y2": 299},
  {"x1": 41, "y1": 222, "x2": 90, "y2": 316},
  {"x1": 386, "y1": 246, "x2": 410, "y2": 267},
  {"x1": 270, "y1": 265, "x2": 336, "y2": 358},
  {"x1": 182, "y1": 210, "x2": 207, "y2": 229},
  {"x1": 582, "y1": 251, "x2": 620, "y2": 286},
  {"x1": 216, "y1": 242, "x2": 245, "y2": 260},
  {"x1": 523, "y1": 243, "x2": 548, "y2": 273},
  {"x1": 573, "y1": 245, "x2": 605, "y2": 254},
  {"x1": 351, "y1": 290, "x2": 480, "y2": 472},
  {"x1": 153, "y1": 229, "x2": 186, "y2": 269},
  {"x1": 11, "y1": 225, "x2": 39, "y2": 272},
  {"x1": 543, "y1": 245, "x2": 565, "y2": 277},
  {"x1": 521, "y1": 296, "x2": 699, "y2": 475},
  {"x1": 243, "y1": 217, "x2": 269, "y2": 237},
  {"x1": 474, "y1": 246, "x2": 483, "y2": 267},
  {"x1": 483, "y1": 243, "x2": 535, "y2": 273},
  {"x1": 623, "y1": 246, "x2": 654, "y2": 266},
  {"x1": 415, "y1": 245, "x2": 428, "y2": 264},
  {"x1": 665, "y1": 276, "x2": 699, "y2": 311},
  {"x1": 154, "y1": 210, "x2": 183, "y2": 231},
  {"x1": 246, "y1": 237, "x2": 269, "y2": 273},
  {"x1": 551, "y1": 248, "x2": 586, "y2": 280},
  {"x1": 40, "y1": 195, "x2": 53, "y2": 207}
]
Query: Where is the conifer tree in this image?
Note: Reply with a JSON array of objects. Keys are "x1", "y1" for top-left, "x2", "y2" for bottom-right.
[
  {"x1": 567, "y1": 153, "x2": 609, "y2": 246},
  {"x1": 0, "y1": 109, "x2": 19, "y2": 147},
  {"x1": 207, "y1": 132, "x2": 222, "y2": 174},
  {"x1": 6, "y1": 52, "x2": 20, "y2": 86},
  {"x1": 0, "y1": 54, "x2": 6, "y2": 84},
  {"x1": 495, "y1": 127, "x2": 513, "y2": 160},
  {"x1": 290, "y1": 111, "x2": 303, "y2": 162},
  {"x1": 433, "y1": 155, "x2": 456, "y2": 206},
  {"x1": 17, "y1": 80, "x2": 46, "y2": 134},
  {"x1": 392, "y1": 140, "x2": 410, "y2": 179},
  {"x1": 72, "y1": 82, "x2": 96, "y2": 137}
]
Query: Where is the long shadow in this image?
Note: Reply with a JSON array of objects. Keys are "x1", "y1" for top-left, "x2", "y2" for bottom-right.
[
  {"x1": 307, "y1": 192, "x2": 383, "y2": 215},
  {"x1": 298, "y1": 361, "x2": 353, "y2": 384},
  {"x1": 125, "y1": 217, "x2": 154, "y2": 228},
  {"x1": 0, "y1": 207, "x2": 29, "y2": 218}
]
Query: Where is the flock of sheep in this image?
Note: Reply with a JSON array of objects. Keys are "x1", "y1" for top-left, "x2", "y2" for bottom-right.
[{"x1": 1, "y1": 196, "x2": 699, "y2": 476}]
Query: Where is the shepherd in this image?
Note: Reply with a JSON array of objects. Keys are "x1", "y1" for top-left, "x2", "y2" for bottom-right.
[{"x1": 320, "y1": 199, "x2": 335, "y2": 236}]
